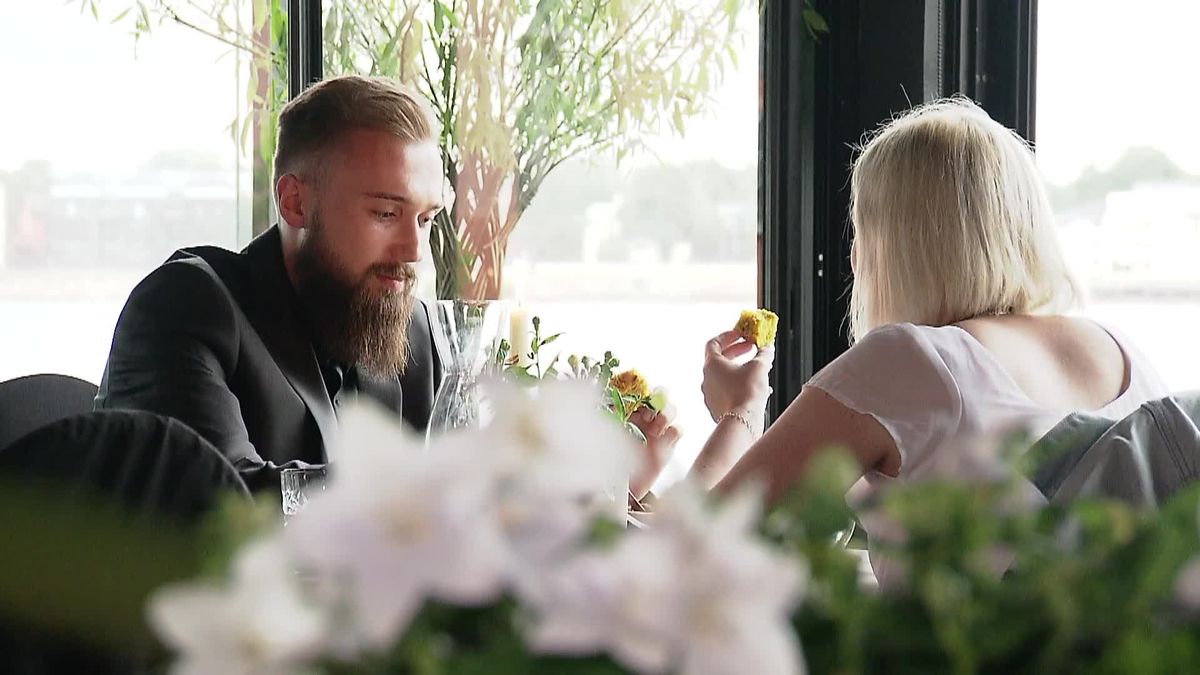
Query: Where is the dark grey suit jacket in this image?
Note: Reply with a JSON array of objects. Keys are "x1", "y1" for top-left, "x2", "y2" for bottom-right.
[{"x1": 94, "y1": 226, "x2": 447, "y2": 491}]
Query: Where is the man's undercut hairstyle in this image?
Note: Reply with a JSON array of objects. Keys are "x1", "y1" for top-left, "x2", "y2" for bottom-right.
[{"x1": 273, "y1": 75, "x2": 439, "y2": 185}]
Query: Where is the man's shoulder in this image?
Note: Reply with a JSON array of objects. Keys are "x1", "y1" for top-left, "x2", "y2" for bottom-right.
[
  {"x1": 134, "y1": 243, "x2": 253, "y2": 300},
  {"x1": 120, "y1": 245, "x2": 252, "y2": 328},
  {"x1": 167, "y1": 243, "x2": 250, "y2": 286}
]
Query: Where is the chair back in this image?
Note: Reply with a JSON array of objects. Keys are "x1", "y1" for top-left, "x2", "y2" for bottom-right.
[
  {"x1": 1029, "y1": 395, "x2": 1200, "y2": 507},
  {"x1": 0, "y1": 410, "x2": 251, "y2": 673},
  {"x1": 0, "y1": 373, "x2": 99, "y2": 451},
  {"x1": 0, "y1": 409, "x2": 249, "y2": 519}
]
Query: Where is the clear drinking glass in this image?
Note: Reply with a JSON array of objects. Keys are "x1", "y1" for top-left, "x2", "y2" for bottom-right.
[{"x1": 281, "y1": 467, "x2": 327, "y2": 521}]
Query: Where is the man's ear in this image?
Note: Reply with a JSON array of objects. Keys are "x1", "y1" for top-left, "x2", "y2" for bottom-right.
[{"x1": 276, "y1": 173, "x2": 308, "y2": 230}]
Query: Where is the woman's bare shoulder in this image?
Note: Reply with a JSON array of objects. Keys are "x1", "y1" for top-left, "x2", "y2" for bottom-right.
[{"x1": 954, "y1": 314, "x2": 1126, "y2": 409}]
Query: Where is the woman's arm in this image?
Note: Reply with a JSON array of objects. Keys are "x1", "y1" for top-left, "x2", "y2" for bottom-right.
[
  {"x1": 687, "y1": 331, "x2": 900, "y2": 504},
  {"x1": 686, "y1": 332, "x2": 773, "y2": 488},
  {"x1": 712, "y1": 386, "x2": 899, "y2": 504},
  {"x1": 631, "y1": 331, "x2": 904, "y2": 505}
]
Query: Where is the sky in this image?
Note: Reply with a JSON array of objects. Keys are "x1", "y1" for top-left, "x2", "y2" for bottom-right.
[
  {"x1": 1, "y1": 0, "x2": 1197, "y2": 184},
  {"x1": 1, "y1": 1, "x2": 246, "y2": 174},
  {"x1": 1036, "y1": 0, "x2": 1200, "y2": 185}
]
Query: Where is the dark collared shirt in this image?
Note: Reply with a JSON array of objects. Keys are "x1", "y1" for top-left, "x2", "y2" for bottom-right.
[{"x1": 319, "y1": 360, "x2": 356, "y2": 412}]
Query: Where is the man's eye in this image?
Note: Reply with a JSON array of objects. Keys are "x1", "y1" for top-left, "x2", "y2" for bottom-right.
[{"x1": 375, "y1": 211, "x2": 396, "y2": 220}]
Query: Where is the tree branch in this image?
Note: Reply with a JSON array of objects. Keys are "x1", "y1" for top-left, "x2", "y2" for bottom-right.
[{"x1": 157, "y1": 1, "x2": 264, "y2": 56}]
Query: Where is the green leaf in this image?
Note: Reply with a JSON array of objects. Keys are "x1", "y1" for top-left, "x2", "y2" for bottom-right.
[
  {"x1": 608, "y1": 386, "x2": 627, "y2": 420},
  {"x1": 433, "y1": 0, "x2": 447, "y2": 35},
  {"x1": 672, "y1": 105, "x2": 685, "y2": 134},
  {"x1": 110, "y1": 7, "x2": 131, "y2": 24},
  {"x1": 803, "y1": 8, "x2": 830, "y2": 33},
  {"x1": 539, "y1": 332, "x2": 563, "y2": 347},
  {"x1": 505, "y1": 366, "x2": 539, "y2": 385}
]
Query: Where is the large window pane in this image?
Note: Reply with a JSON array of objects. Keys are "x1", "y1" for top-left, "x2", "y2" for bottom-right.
[
  {"x1": 0, "y1": 0, "x2": 282, "y2": 383},
  {"x1": 1038, "y1": 0, "x2": 1200, "y2": 390},
  {"x1": 322, "y1": 1, "x2": 759, "y2": 486}
]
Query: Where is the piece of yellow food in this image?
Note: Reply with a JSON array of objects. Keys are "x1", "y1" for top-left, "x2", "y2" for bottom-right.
[
  {"x1": 733, "y1": 309, "x2": 778, "y2": 348},
  {"x1": 610, "y1": 369, "x2": 650, "y2": 400}
]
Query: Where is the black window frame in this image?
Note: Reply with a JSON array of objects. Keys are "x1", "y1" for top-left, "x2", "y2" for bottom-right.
[
  {"x1": 760, "y1": 0, "x2": 1037, "y2": 422},
  {"x1": 287, "y1": 0, "x2": 322, "y2": 101}
]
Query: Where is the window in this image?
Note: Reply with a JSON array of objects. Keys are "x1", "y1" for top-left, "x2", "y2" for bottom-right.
[
  {"x1": 321, "y1": 1, "x2": 759, "y2": 486},
  {"x1": 0, "y1": 0, "x2": 277, "y2": 383},
  {"x1": 506, "y1": 34, "x2": 758, "y2": 487},
  {"x1": 1038, "y1": 0, "x2": 1200, "y2": 389}
]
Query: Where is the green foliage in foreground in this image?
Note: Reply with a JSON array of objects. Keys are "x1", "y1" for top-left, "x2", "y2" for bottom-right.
[{"x1": 3, "y1": 449, "x2": 1200, "y2": 674}]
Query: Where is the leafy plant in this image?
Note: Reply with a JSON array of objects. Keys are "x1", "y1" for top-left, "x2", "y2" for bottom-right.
[
  {"x1": 8, "y1": 411, "x2": 1200, "y2": 673},
  {"x1": 493, "y1": 314, "x2": 656, "y2": 429}
]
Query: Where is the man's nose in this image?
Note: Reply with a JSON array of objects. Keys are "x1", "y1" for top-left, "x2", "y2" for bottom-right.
[{"x1": 390, "y1": 215, "x2": 424, "y2": 262}]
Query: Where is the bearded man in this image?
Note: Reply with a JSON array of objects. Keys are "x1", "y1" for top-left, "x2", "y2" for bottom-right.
[{"x1": 95, "y1": 76, "x2": 448, "y2": 491}]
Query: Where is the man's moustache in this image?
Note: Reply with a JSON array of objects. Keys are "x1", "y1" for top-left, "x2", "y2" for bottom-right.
[{"x1": 369, "y1": 264, "x2": 417, "y2": 284}]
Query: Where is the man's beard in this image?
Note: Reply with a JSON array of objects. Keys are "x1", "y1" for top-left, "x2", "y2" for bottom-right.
[{"x1": 293, "y1": 215, "x2": 416, "y2": 378}]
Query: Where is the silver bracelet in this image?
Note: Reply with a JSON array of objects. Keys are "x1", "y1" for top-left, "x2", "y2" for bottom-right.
[{"x1": 717, "y1": 410, "x2": 758, "y2": 439}]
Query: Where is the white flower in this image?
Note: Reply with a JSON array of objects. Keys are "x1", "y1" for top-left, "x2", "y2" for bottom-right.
[
  {"x1": 283, "y1": 401, "x2": 512, "y2": 651},
  {"x1": 148, "y1": 537, "x2": 327, "y2": 675},
  {"x1": 493, "y1": 481, "x2": 595, "y2": 568},
  {"x1": 483, "y1": 377, "x2": 636, "y2": 500},
  {"x1": 1175, "y1": 556, "x2": 1200, "y2": 610},
  {"x1": 522, "y1": 481, "x2": 807, "y2": 675},
  {"x1": 469, "y1": 378, "x2": 639, "y2": 568}
]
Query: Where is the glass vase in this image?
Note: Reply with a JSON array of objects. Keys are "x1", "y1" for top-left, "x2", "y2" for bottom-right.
[{"x1": 426, "y1": 299, "x2": 508, "y2": 443}]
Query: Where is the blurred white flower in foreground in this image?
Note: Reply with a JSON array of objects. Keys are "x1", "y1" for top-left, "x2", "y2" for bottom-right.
[
  {"x1": 480, "y1": 378, "x2": 640, "y2": 565},
  {"x1": 483, "y1": 377, "x2": 636, "y2": 499},
  {"x1": 282, "y1": 381, "x2": 634, "y2": 652},
  {"x1": 152, "y1": 379, "x2": 804, "y2": 674},
  {"x1": 283, "y1": 401, "x2": 511, "y2": 650},
  {"x1": 523, "y1": 481, "x2": 807, "y2": 675},
  {"x1": 148, "y1": 537, "x2": 326, "y2": 675},
  {"x1": 1175, "y1": 556, "x2": 1200, "y2": 610}
]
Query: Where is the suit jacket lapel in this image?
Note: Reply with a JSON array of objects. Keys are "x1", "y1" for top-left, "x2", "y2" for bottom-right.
[{"x1": 239, "y1": 227, "x2": 340, "y2": 460}]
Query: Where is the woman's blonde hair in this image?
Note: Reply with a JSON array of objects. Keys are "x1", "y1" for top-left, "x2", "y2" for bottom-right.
[{"x1": 848, "y1": 97, "x2": 1079, "y2": 343}]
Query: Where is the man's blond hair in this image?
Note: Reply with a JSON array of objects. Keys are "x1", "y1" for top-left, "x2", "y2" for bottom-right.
[
  {"x1": 848, "y1": 97, "x2": 1079, "y2": 343},
  {"x1": 273, "y1": 75, "x2": 438, "y2": 184}
]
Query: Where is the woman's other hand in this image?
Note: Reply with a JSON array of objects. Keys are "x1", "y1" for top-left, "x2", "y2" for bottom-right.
[
  {"x1": 628, "y1": 403, "x2": 681, "y2": 499},
  {"x1": 702, "y1": 331, "x2": 775, "y2": 423}
]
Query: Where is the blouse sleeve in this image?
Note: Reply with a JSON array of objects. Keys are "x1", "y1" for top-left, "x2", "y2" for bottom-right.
[{"x1": 806, "y1": 323, "x2": 964, "y2": 475}]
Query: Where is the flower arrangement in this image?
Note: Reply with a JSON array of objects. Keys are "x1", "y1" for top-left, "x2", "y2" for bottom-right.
[
  {"x1": 150, "y1": 381, "x2": 804, "y2": 674},
  {"x1": 492, "y1": 315, "x2": 669, "y2": 429},
  {"x1": 143, "y1": 382, "x2": 1200, "y2": 675}
]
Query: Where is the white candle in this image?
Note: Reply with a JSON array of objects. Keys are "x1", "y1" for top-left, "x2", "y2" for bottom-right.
[{"x1": 509, "y1": 304, "x2": 534, "y2": 368}]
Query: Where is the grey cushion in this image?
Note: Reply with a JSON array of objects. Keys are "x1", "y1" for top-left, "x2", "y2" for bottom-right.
[{"x1": 1029, "y1": 394, "x2": 1200, "y2": 506}]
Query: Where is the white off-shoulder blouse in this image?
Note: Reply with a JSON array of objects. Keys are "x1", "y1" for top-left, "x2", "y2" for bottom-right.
[{"x1": 806, "y1": 321, "x2": 1169, "y2": 584}]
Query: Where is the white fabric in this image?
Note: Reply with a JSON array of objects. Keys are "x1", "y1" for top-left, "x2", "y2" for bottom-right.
[{"x1": 806, "y1": 321, "x2": 1169, "y2": 587}]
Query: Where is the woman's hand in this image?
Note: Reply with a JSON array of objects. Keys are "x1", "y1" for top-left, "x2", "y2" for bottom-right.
[
  {"x1": 702, "y1": 331, "x2": 775, "y2": 424},
  {"x1": 628, "y1": 403, "x2": 681, "y2": 499}
]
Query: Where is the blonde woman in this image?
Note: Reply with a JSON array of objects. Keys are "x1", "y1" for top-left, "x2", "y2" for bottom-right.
[{"x1": 633, "y1": 98, "x2": 1168, "y2": 524}]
